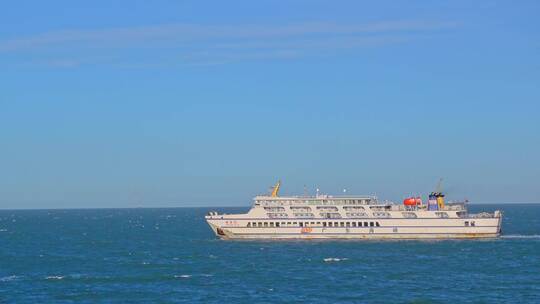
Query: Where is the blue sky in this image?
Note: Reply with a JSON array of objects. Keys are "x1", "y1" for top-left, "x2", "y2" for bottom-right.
[{"x1": 1, "y1": 1, "x2": 539, "y2": 208}]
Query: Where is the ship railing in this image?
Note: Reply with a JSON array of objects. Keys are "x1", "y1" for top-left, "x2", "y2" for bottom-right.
[
  {"x1": 440, "y1": 205, "x2": 466, "y2": 211},
  {"x1": 468, "y1": 212, "x2": 496, "y2": 218}
]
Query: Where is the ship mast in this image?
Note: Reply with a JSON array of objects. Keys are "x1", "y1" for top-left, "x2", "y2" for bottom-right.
[{"x1": 270, "y1": 180, "x2": 281, "y2": 197}]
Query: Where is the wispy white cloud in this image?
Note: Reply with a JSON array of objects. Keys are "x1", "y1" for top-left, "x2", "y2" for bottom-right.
[{"x1": 0, "y1": 20, "x2": 459, "y2": 66}]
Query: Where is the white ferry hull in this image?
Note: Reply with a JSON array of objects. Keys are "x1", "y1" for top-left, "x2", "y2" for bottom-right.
[
  {"x1": 215, "y1": 233, "x2": 500, "y2": 240},
  {"x1": 206, "y1": 217, "x2": 502, "y2": 240}
]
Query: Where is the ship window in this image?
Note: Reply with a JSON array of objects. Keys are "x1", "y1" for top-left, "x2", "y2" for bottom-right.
[
  {"x1": 264, "y1": 207, "x2": 286, "y2": 212},
  {"x1": 340, "y1": 222, "x2": 344, "y2": 227},
  {"x1": 264, "y1": 222, "x2": 268, "y2": 227},
  {"x1": 352, "y1": 222, "x2": 356, "y2": 227},
  {"x1": 247, "y1": 223, "x2": 251, "y2": 227},
  {"x1": 373, "y1": 211, "x2": 391, "y2": 218},
  {"x1": 471, "y1": 221, "x2": 475, "y2": 226},
  {"x1": 465, "y1": 221, "x2": 469, "y2": 226},
  {"x1": 435, "y1": 212, "x2": 449, "y2": 219},
  {"x1": 316, "y1": 222, "x2": 321, "y2": 225},
  {"x1": 364, "y1": 222, "x2": 368, "y2": 227},
  {"x1": 287, "y1": 222, "x2": 291, "y2": 225},
  {"x1": 270, "y1": 222, "x2": 274, "y2": 227},
  {"x1": 370, "y1": 222, "x2": 374, "y2": 227},
  {"x1": 281, "y1": 222, "x2": 286, "y2": 225},
  {"x1": 328, "y1": 222, "x2": 333, "y2": 227},
  {"x1": 457, "y1": 211, "x2": 467, "y2": 218},
  {"x1": 257, "y1": 222, "x2": 262, "y2": 227},
  {"x1": 299, "y1": 222, "x2": 303, "y2": 227},
  {"x1": 311, "y1": 222, "x2": 315, "y2": 225},
  {"x1": 323, "y1": 222, "x2": 327, "y2": 227},
  {"x1": 346, "y1": 222, "x2": 350, "y2": 227},
  {"x1": 402, "y1": 212, "x2": 417, "y2": 219},
  {"x1": 293, "y1": 222, "x2": 297, "y2": 225},
  {"x1": 334, "y1": 222, "x2": 339, "y2": 226},
  {"x1": 376, "y1": 222, "x2": 380, "y2": 227},
  {"x1": 276, "y1": 222, "x2": 280, "y2": 227}
]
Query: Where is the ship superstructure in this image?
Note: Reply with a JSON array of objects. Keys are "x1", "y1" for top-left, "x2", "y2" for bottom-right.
[{"x1": 205, "y1": 181, "x2": 502, "y2": 239}]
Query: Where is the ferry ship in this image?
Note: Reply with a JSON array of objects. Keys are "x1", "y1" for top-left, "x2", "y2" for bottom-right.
[{"x1": 205, "y1": 181, "x2": 502, "y2": 240}]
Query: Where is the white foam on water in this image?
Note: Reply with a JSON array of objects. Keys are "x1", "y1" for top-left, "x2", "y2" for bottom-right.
[
  {"x1": 324, "y1": 257, "x2": 349, "y2": 262},
  {"x1": 174, "y1": 274, "x2": 191, "y2": 278},
  {"x1": 0, "y1": 275, "x2": 20, "y2": 282},
  {"x1": 501, "y1": 234, "x2": 540, "y2": 239},
  {"x1": 0, "y1": 229, "x2": 7, "y2": 232},
  {"x1": 45, "y1": 275, "x2": 65, "y2": 280}
]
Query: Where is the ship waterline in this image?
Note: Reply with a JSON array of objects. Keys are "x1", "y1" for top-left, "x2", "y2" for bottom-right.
[{"x1": 205, "y1": 182, "x2": 502, "y2": 240}]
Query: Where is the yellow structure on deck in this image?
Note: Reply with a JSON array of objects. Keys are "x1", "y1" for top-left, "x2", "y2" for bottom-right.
[
  {"x1": 435, "y1": 178, "x2": 445, "y2": 209},
  {"x1": 270, "y1": 181, "x2": 281, "y2": 197},
  {"x1": 436, "y1": 193, "x2": 445, "y2": 209}
]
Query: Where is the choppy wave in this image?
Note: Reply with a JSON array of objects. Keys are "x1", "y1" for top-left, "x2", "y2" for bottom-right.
[
  {"x1": 45, "y1": 275, "x2": 65, "y2": 280},
  {"x1": 501, "y1": 234, "x2": 540, "y2": 239},
  {"x1": 323, "y1": 257, "x2": 349, "y2": 262},
  {"x1": 174, "y1": 274, "x2": 191, "y2": 278},
  {"x1": 0, "y1": 275, "x2": 21, "y2": 282}
]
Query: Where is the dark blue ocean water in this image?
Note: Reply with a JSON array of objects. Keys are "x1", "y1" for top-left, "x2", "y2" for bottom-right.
[{"x1": 1, "y1": 204, "x2": 539, "y2": 303}]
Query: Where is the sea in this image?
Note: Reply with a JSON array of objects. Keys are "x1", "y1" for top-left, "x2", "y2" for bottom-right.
[{"x1": 0, "y1": 204, "x2": 539, "y2": 303}]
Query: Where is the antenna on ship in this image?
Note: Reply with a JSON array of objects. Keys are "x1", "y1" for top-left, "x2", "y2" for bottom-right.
[{"x1": 436, "y1": 178, "x2": 443, "y2": 194}]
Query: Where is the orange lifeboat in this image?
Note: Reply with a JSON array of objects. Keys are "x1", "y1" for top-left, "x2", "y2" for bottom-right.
[{"x1": 403, "y1": 197, "x2": 422, "y2": 206}]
